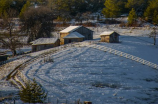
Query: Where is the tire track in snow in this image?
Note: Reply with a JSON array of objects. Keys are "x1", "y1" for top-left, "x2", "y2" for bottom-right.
[{"x1": 26, "y1": 47, "x2": 90, "y2": 96}]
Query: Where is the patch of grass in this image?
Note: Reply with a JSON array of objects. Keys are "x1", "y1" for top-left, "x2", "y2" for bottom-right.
[
  {"x1": 144, "y1": 78, "x2": 153, "y2": 82},
  {"x1": 92, "y1": 82, "x2": 120, "y2": 88}
]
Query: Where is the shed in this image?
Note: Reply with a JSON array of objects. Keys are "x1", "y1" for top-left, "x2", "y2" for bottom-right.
[
  {"x1": 63, "y1": 32, "x2": 85, "y2": 44},
  {"x1": 60, "y1": 26, "x2": 93, "y2": 45},
  {"x1": 30, "y1": 38, "x2": 60, "y2": 52},
  {"x1": 0, "y1": 52, "x2": 7, "y2": 62},
  {"x1": 100, "y1": 31, "x2": 120, "y2": 43}
]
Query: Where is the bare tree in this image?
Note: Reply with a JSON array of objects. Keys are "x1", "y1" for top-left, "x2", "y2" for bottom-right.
[
  {"x1": 149, "y1": 27, "x2": 157, "y2": 45},
  {"x1": 82, "y1": 12, "x2": 91, "y2": 23},
  {"x1": 0, "y1": 9, "x2": 21, "y2": 56},
  {"x1": 21, "y1": 7, "x2": 54, "y2": 43}
]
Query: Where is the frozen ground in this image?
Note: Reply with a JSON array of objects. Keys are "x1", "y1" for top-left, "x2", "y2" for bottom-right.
[
  {"x1": 0, "y1": 23, "x2": 158, "y2": 103},
  {"x1": 23, "y1": 40, "x2": 158, "y2": 104}
]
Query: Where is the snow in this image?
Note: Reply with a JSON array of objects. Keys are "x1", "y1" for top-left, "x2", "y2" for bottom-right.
[
  {"x1": 0, "y1": 22, "x2": 158, "y2": 103},
  {"x1": 60, "y1": 26, "x2": 81, "y2": 33},
  {"x1": 30, "y1": 38, "x2": 58, "y2": 45},
  {"x1": 100, "y1": 31, "x2": 115, "y2": 36},
  {"x1": 99, "y1": 36, "x2": 158, "y2": 65},
  {"x1": 22, "y1": 46, "x2": 158, "y2": 104},
  {"x1": 63, "y1": 32, "x2": 85, "y2": 39}
]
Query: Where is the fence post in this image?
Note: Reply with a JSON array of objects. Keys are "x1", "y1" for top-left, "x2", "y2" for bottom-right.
[
  {"x1": 143, "y1": 60, "x2": 145, "y2": 65},
  {"x1": 57, "y1": 99, "x2": 58, "y2": 104},
  {"x1": 148, "y1": 62, "x2": 150, "y2": 66},
  {"x1": 115, "y1": 50, "x2": 116, "y2": 55},
  {"x1": 104, "y1": 47, "x2": 106, "y2": 52},
  {"x1": 126, "y1": 54, "x2": 127, "y2": 58},
  {"x1": 155, "y1": 64, "x2": 157, "y2": 69},
  {"x1": 110, "y1": 49, "x2": 111, "y2": 53},
  {"x1": 137, "y1": 58, "x2": 139, "y2": 62}
]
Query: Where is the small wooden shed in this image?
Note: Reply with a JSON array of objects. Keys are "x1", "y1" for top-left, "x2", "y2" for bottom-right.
[
  {"x1": 0, "y1": 52, "x2": 7, "y2": 62},
  {"x1": 100, "y1": 31, "x2": 120, "y2": 43},
  {"x1": 60, "y1": 26, "x2": 93, "y2": 45},
  {"x1": 63, "y1": 32, "x2": 85, "y2": 44},
  {"x1": 30, "y1": 38, "x2": 60, "y2": 52}
]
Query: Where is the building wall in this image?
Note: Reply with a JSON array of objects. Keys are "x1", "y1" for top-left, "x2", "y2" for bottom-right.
[
  {"x1": 101, "y1": 36, "x2": 110, "y2": 43},
  {"x1": 64, "y1": 38, "x2": 84, "y2": 44},
  {"x1": 109, "y1": 33, "x2": 119, "y2": 43},
  {"x1": 0, "y1": 55, "x2": 7, "y2": 62},
  {"x1": 75, "y1": 27, "x2": 93, "y2": 40},
  {"x1": 101, "y1": 33, "x2": 119, "y2": 43},
  {"x1": 60, "y1": 26, "x2": 93, "y2": 45},
  {"x1": 32, "y1": 40, "x2": 60, "y2": 52},
  {"x1": 60, "y1": 33, "x2": 69, "y2": 45},
  {"x1": 54, "y1": 39, "x2": 60, "y2": 47}
]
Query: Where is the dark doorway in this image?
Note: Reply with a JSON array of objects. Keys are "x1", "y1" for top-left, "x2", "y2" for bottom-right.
[{"x1": 69, "y1": 39, "x2": 71, "y2": 43}]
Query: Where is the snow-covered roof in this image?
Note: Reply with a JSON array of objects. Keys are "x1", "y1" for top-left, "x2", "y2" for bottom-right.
[
  {"x1": 100, "y1": 31, "x2": 117, "y2": 36},
  {"x1": 31, "y1": 38, "x2": 58, "y2": 45},
  {"x1": 60, "y1": 26, "x2": 82, "y2": 33},
  {"x1": 63, "y1": 32, "x2": 85, "y2": 39}
]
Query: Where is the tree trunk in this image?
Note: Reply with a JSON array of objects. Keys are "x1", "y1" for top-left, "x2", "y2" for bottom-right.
[
  {"x1": 11, "y1": 49, "x2": 16, "y2": 56},
  {"x1": 154, "y1": 37, "x2": 156, "y2": 45}
]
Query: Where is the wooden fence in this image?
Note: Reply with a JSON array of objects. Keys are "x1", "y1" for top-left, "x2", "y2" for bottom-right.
[
  {"x1": 4, "y1": 42, "x2": 85, "y2": 90},
  {"x1": 88, "y1": 44, "x2": 158, "y2": 70}
]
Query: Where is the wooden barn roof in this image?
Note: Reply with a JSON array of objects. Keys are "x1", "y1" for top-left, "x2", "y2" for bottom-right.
[
  {"x1": 60, "y1": 26, "x2": 81, "y2": 33},
  {"x1": 63, "y1": 32, "x2": 85, "y2": 39},
  {"x1": 30, "y1": 38, "x2": 58, "y2": 45},
  {"x1": 60, "y1": 26, "x2": 93, "y2": 33},
  {"x1": 100, "y1": 31, "x2": 120, "y2": 36}
]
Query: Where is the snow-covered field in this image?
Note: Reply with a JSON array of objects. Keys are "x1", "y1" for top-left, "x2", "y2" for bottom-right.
[
  {"x1": 22, "y1": 35, "x2": 158, "y2": 103},
  {"x1": 0, "y1": 22, "x2": 158, "y2": 103}
]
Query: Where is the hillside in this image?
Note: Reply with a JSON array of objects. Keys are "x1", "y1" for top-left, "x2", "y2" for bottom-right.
[
  {"x1": 19, "y1": 35, "x2": 158, "y2": 104},
  {"x1": 0, "y1": 23, "x2": 158, "y2": 103}
]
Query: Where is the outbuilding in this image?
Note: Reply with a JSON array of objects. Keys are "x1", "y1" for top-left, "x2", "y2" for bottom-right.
[
  {"x1": 30, "y1": 38, "x2": 60, "y2": 52},
  {"x1": 0, "y1": 52, "x2": 7, "y2": 62},
  {"x1": 100, "y1": 31, "x2": 120, "y2": 43},
  {"x1": 60, "y1": 26, "x2": 93, "y2": 45},
  {"x1": 63, "y1": 32, "x2": 85, "y2": 44}
]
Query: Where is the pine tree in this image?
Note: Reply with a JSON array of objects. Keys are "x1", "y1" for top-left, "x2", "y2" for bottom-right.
[
  {"x1": 128, "y1": 8, "x2": 137, "y2": 25},
  {"x1": 19, "y1": 1, "x2": 30, "y2": 19},
  {"x1": 153, "y1": 10, "x2": 158, "y2": 24},
  {"x1": 0, "y1": 0, "x2": 12, "y2": 17},
  {"x1": 125, "y1": 0, "x2": 146, "y2": 10},
  {"x1": 149, "y1": 27, "x2": 157, "y2": 45},
  {"x1": 102, "y1": 0, "x2": 121, "y2": 18},
  {"x1": 19, "y1": 78, "x2": 47, "y2": 103},
  {"x1": 144, "y1": 0, "x2": 158, "y2": 21}
]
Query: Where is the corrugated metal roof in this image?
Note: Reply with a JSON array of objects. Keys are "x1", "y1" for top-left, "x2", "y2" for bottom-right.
[
  {"x1": 60, "y1": 26, "x2": 82, "y2": 33},
  {"x1": 63, "y1": 32, "x2": 85, "y2": 39},
  {"x1": 31, "y1": 38, "x2": 58, "y2": 45},
  {"x1": 100, "y1": 31, "x2": 115, "y2": 36}
]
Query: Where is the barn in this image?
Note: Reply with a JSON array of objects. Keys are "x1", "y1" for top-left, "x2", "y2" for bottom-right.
[
  {"x1": 100, "y1": 31, "x2": 120, "y2": 43},
  {"x1": 63, "y1": 32, "x2": 85, "y2": 44},
  {"x1": 60, "y1": 26, "x2": 93, "y2": 45},
  {"x1": 30, "y1": 38, "x2": 60, "y2": 52}
]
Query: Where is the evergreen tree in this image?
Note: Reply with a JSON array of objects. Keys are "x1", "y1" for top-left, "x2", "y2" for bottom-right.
[
  {"x1": 19, "y1": 1, "x2": 30, "y2": 19},
  {"x1": 0, "y1": 0, "x2": 12, "y2": 17},
  {"x1": 144, "y1": 0, "x2": 158, "y2": 21},
  {"x1": 153, "y1": 10, "x2": 158, "y2": 24},
  {"x1": 19, "y1": 78, "x2": 47, "y2": 103},
  {"x1": 0, "y1": 0, "x2": 27, "y2": 17},
  {"x1": 125, "y1": 0, "x2": 148, "y2": 16},
  {"x1": 102, "y1": 0, "x2": 121, "y2": 18},
  {"x1": 128, "y1": 8, "x2": 137, "y2": 25}
]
